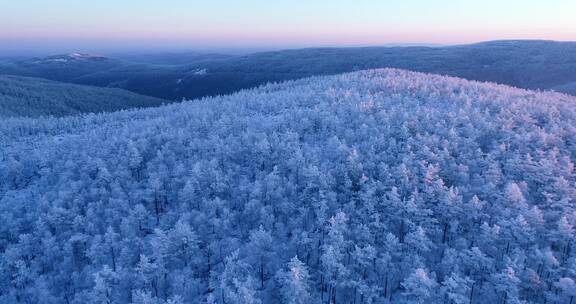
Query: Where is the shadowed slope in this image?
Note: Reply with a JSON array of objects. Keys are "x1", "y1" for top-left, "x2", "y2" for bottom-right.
[{"x1": 0, "y1": 75, "x2": 168, "y2": 117}]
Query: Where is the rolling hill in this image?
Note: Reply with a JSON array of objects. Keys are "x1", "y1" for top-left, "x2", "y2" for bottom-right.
[
  {"x1": 2, "y1": 40, "x2": 575, "y2": 101},
  {"x1": 2, "y1": 69, "x2": 576, "y2": 303},
  {"x1": 0, "y1": 75, "x2": 167, "y2": 117},
  {"x1": 156, "y1": 40, "x2": 576, "y2": 99},
  {"x1": 111, "y1": 51, "x2": 234, "y2": 65},
  {"x1": 0, "y1": 53, "x2": 121, "y2": 82}
]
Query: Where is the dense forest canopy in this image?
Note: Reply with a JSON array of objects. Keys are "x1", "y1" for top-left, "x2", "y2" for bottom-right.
[
  {"x1": 0, "y1": 75, "x2": 167, "y2": 118},
  {"x1": 1, "y1": 69, "x2": 576, "y2": 303}
]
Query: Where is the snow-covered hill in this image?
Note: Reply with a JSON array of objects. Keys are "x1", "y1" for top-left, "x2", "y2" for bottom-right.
[
  {"x1": 2, "y1": 69, "x2": 576, "y2": 303},
  {"x1": 31, "y1": 53, "x2": 109, "y2": 64},
  {"x1": 0, "y1": 75, "x2": 167, "y2": 117}
]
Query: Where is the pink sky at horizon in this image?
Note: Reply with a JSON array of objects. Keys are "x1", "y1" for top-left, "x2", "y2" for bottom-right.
[{"x1": 2, "y1": 0, "x2": 575, "y2": 53}]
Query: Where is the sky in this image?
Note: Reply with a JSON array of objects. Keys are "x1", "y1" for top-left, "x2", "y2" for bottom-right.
[{"x1": 1, "y1": 0, "x2": 576, "y2": 55}]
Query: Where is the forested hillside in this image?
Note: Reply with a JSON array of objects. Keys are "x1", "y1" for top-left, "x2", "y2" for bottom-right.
[
  {"x1": 2, "y1": 69, "x2": 576, "y2": 303},
  {"x1": 0, "y1": 75, "x2": 167, "y2": 117},
  {"x1": 152, "y1": 40, "x2": 576, "y2": 99},
  {"x1": 2, "y1": 41, "x2": 576, "y2": 101}
]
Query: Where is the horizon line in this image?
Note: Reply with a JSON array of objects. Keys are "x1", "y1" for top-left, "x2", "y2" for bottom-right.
[{"x1": 1, "y1": 38, "x2": 576, "y2": 57}]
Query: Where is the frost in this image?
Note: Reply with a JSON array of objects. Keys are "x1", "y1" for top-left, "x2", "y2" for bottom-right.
[{"x1": 1, "y1": 69, "x2": 576, "y2": 303}]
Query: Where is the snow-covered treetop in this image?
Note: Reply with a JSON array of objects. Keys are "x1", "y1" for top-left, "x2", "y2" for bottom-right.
[{"x1": 1, "y1": 69, "x2": 576, "y2": 303}]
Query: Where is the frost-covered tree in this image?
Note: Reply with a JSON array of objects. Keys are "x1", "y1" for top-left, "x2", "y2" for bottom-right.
[
  {"x1": 275, "y1": 256, "x2": 311, "y2": 304},
  {"x1": 2, "y1": 69, "x2": 576, "y2": 303},
  {"x1": 402, "y1": 268, "x2": 438, "y2": 303}
]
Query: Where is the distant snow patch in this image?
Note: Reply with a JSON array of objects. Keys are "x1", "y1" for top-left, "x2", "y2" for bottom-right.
[
  {"x1": 68, "y1": 53, "x2": 106, "y2": 60},
  {"x1": 47, "y1": 59, "x2": 69, "y2": 63},
  {"x1": 192, "y1": 68, "x2": 207, "y2": 76}
]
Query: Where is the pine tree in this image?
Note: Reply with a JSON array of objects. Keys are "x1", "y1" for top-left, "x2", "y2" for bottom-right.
[
  {"x1": 275, "y1": 256, "x2": 311, "y2": 304},
  {"x1": 441, "y1": 272, "x2": 473, "y2": 304},
  {"x1": 402, "y1": 268, "x2": 438, "y2": 304}
]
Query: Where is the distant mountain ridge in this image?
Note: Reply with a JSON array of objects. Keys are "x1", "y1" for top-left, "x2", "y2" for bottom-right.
[
  {"x1": 0, "y1": 53, "x2": 120, "y2": 82},
  {"x1": 111, "y1": 51, "x2": 233, "y2": 65},
  {"x1": 34, "y1": 53, "x2": 109, "y2": 63},
  {"x1": 0, "y1": 74, "x2": 167, "y2": 117},
  {"x1": 0, "y1": 40, "x2": 575, "y2": 101}
]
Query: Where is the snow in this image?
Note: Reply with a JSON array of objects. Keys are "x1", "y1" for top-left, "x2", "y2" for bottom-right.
[
  {"x1": 33, "y1": 58, "x2": 69, "y2": 63},
  {"x1": 30, "y1": 53, "x2": 106, "y2": 64},
  {"x1": 192, "y1": 68, "x2": 207, "y2": 75},
  {"x1": 68, "y1": 52, "x2": 105, "y2": 60},
  {"x1": 2, "y1": 69, "x2": 576, "y2": 303}
]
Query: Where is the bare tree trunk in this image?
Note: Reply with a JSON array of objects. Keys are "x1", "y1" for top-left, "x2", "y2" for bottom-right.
[{"x1": 469, "y1": 283, "x2": 474, "y2": 304}]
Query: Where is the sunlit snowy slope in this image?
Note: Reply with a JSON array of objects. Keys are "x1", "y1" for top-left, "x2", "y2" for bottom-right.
[{"x1": 2, "y1": 69, "x2": 576, "y2": 303}]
